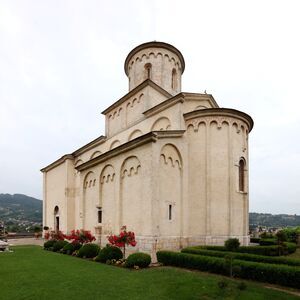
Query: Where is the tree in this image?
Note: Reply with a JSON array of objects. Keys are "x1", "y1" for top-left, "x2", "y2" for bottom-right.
[
  {"x1": 107, "y1": 225, "x2": 137, "y2": 257},
  {"x1": 276, "y1": 230, "x2": 287, "y2": 255}
]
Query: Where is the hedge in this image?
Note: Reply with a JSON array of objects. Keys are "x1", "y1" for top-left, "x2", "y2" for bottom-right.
[
  {"x1": 157, "y1": 251, "x2": 300, "y2": 288},
  {"x1": 181, "y1": 247, "x2": 300, "y2": 267},
  {"x1": 259, "y1": 238, "x2": 277, "y2": 246},
  {"x1": 249, "y1": 237, "x2": 260, "y2": 243},
  {"x1": 194, "y1": 242, "x2": 297, "y2": 256}
]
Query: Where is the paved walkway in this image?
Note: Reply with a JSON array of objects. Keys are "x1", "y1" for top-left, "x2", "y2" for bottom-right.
[{"x1": 8, "y1": 238, "x2": 44, "y2": 246}]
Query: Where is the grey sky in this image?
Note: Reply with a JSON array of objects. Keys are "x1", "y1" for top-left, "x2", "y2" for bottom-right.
[{"x1": 1, "y1": 0, "x2": 299, "y2": 214}]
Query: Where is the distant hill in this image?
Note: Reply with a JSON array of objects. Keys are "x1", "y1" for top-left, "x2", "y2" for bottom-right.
[
  {"x1": 0, "y1": 193, "x2": 42, "y2": 224},
  {"x1": 250, "y1": 212, "x2": 300, "y2": 227}
]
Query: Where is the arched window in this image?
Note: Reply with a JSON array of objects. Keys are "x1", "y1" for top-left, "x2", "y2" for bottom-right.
[
  {"x1": 239, "y1": 159, "x2": 245, "y2": 192},
  {"x1": 171, "y1": 68, "x2": 177, "y2": 89},
  {"x1": 144, "y1": 63, "x2": 152, "y2": 79}
]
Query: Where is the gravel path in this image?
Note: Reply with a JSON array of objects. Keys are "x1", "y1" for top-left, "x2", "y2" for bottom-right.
[{"x1": 8, "y1": 238, "x2": 44, "y2": 246}]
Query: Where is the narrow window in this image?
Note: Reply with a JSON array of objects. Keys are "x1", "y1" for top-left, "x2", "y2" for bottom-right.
[
  {"x1": 56, "y1": 216, "x2": 60, "y2": 232},
  {"x1": 144, "y1": 63, "x2": 152, "y2": 79},
  {"x1": 98, "y1": 208, "x2": 102, "y2": 223},
  {"x1": 239, "y1": 159, "x2": 245, "y2": 192},
  {"x1": 54, "y1": 206, "x2": 59, "y2": 232},
  {"x1": 171, "y1": 68, "x2": 177, "y2": 90},
  {"x1": 168, "y1": 204, "x2": 172, "y2": 220}
]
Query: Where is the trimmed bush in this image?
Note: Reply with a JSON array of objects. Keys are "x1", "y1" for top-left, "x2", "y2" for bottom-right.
[
  {"x1": 44, "y1": 240, "x2": 56, "y2": 249},
  {"x1": 77, "y1": 243, "x2": 100, "y2": 258},
  {"x1": 125, "y1": 252, "x2": 151, "y2": 268},
  {"x1": 53, "y1": 240, "x2": 68, "y2": 252},
  {"x1": 224, "y1": 238, "x2": 240, "y2": 251},
  {"x1": 194, "y1": 242, "x2": 297, "y2": 256},
  {"x1": 157, "y1": 251, "x2": 300, "y2": 289},
  {"x1": 181, "y1": 247, "x2": 300, "y2": 267},
  {"x1": 95, "y1": 245, "x2": 123, "y2": 263},
  {"x1": 62, "y1": 242, "x2": 82, "y2": 255},
  {"x1": 259, "y1": 238, "x2": 277, "y2": 246},
  {"x1": 62, "y1": 242, "x2": 74, "y2": 254}
]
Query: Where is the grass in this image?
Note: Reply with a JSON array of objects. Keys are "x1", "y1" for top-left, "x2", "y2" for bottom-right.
[
  {"x1": 0, "y1": 246, "x2": 299, "y2": 300},
  {"x1": 289, "y1": 248, "x2": 300, "y2": 259}
]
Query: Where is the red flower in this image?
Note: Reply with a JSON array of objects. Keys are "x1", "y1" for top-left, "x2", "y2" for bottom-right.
[
  {"x1": 65, "y1": 229, "x2": 96, "y2": 245},
  {"x1": 107, "y1": 225, "x2": 137, "y2": 256}
]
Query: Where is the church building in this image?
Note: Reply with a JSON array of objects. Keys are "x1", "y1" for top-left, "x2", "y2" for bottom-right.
[{"x1": 41, "y1": 41, "x2": 253, "y2": 257}]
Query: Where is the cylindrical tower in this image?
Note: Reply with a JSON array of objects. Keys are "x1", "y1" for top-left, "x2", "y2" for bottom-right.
[
  {"x1": 124, "y1": 41, "x2": 185, "y2": 96},
  {"x1": 184, "y1": 108, "x2": 254, "y2": 246}
]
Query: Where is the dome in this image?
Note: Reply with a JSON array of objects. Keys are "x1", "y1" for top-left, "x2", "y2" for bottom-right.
[{"x1": 124, "y1": 41, "x2": 185, "y2": 95}]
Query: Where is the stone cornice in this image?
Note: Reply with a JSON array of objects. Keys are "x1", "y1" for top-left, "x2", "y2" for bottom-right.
[
  {"x1": 124, "y1": 41, "x2": 185, "y2": 75},
  {"x1": 143, "y1": 92, "x2": 219, "y2": 117},
  {"x1": 184, "y1": 108, "x2": 254, "y2": 132},
  {"x1": 143, "y1": 93, "x2": 184, "y2": 117},
  {"x1": 76, "y1": 130, "x2": 185, "y2": 172},
  {"x1": 101, "y1": 79, "x2": 172, "y2": 115},
  {"x1": 182, "y1": 92, "x2": 219, "y2": 108},
  {"x1": 40, "y1": 154, "x2": 74, "y2": 173},
  {"x1": 72, "y1": 135, "x2": 106, "y2": 156}
]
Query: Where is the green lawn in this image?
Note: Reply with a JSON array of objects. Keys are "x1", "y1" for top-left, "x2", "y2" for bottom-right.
[
  {"x1": 0, "y1": 246, "x2": 299, "y2": 300},
  {"x1": 289, "y1": 248, "x2": 300, "y2": 259}
]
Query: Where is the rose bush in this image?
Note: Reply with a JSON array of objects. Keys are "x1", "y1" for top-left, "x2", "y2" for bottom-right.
[{"x1": 107, "y1": 226, "x2": 136, "y2": 256}]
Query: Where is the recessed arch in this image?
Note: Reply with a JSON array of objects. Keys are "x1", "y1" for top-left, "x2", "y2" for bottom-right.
[
  {"x1": 109, "y1": 140, "x2": 121, "y2": 150},
  {"x1": 75, "y1": 159, "x2": 84, "y2": 167},
  {"x1": 151, "y1": 117, "x2": 171, "y2": 131},
  {"x1": 90, "y1": 151, "x2": 101, "y2": 159},
  {"x1": 83, "y1": 171, "x2": 95, "y2": 189},
  {"x1": 121, "y1": 156, "x2": 141, "y2": 178},
  {"x1": 160, "y1": 143, "x2": 183, "y2": 169},
  {"x1": 194, "y1": 105, "x2": 207, "y2": 110},
  {"x1": 128, "y1": 129, "x2": 143, "y2": 141},
  {"x1": 120, "y1": 156, "x2": 142, "y2": 234},
  {"x1": 99, "y1": 164, "x2": 116, "y2": 231},
  {"x1": 158, "y1": 143, "x2": 182, "y2": 236},
  {"x1": 100, "y1": 164, "x2": 115, "y2": 184}
]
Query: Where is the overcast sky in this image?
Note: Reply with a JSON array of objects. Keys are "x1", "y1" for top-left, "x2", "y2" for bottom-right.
[{"x1": 1, "y1": 0, "x2": 299, "y2": 214}]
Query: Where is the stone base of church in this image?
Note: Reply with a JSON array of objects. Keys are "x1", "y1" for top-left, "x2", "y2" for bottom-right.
[{"x1": 96, "y1": 234, "x2": 249, "y2": 262}]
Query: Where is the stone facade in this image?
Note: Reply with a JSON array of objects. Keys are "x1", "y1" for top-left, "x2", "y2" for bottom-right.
[{"x1": 41, "y1": 41, "x2": 253, "y2": 260}]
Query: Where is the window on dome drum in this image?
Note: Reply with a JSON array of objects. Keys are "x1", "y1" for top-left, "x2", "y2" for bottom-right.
[
  {"x1": 98, "y1": 208, "x2": 102, "y2": 223},
  {"x1": 144, "y1": 63, "x2": 152, "y2": 79},
  {"x1": 239, "y1": 159, "x2": 245, "y2": 192},
  {"x1": 171, "y1": 68, "x2": 177, "y2": 89},
  {"x1": 168, "y1": 204, "x2": 172, "y2": 220}
]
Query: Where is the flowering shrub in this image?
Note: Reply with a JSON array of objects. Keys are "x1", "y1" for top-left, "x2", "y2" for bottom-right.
[
  {"x1": 107, "y1": 226, "x2": 137, "y2": 257},
  {"x1": 44, "y1": 230, "x2": 65, "y2": 241},
  {"x1": 65, "y1": 229, "x2": 96, "y2": 245}
]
